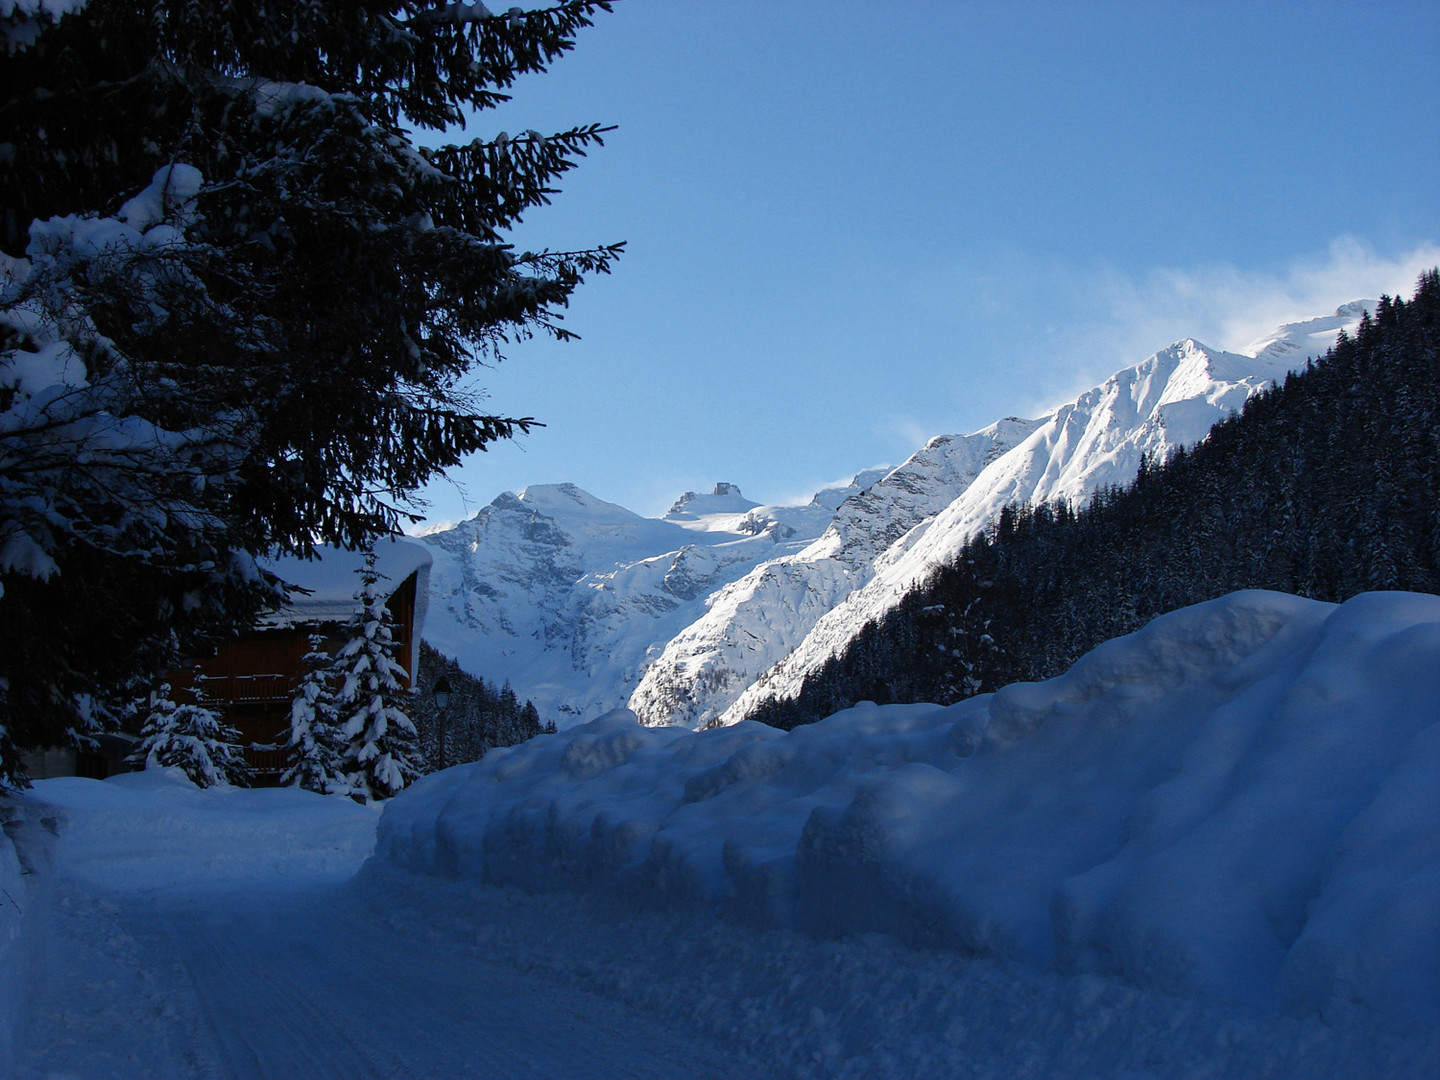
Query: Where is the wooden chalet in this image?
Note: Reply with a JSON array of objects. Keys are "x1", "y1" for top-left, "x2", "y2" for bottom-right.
[
  {"x1": 188, "y1": 538, "x2": 432, "y2": 782},
  {"x1": 19, "y1": 539, "x2": 431, "y2": 783}
]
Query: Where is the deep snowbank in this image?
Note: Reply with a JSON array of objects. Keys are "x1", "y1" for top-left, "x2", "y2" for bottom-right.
[
  {"x1": 0, "y1": 799, "x2": 32, "y2": 1070},
  {"x1": 378, "y1": 589, "x2": 1440, "y2": 1022},
  {"x1": 25, "y1": 767, "x2": 378, "y2": 891}
]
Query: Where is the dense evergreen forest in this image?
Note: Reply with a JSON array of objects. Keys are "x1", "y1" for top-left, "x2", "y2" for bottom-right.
[
  {"x1": 409, "y1": 642, "x2": 553, "y2": 770},
  {"x1": 747, "y1": 271, "x2": 1440, "y2": 730}
]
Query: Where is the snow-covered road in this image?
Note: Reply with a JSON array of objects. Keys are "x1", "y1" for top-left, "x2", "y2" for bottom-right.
[
  {"x1": 21, "y1": 877, "x2": 751, "y2": 1079},
  {"x1": 6, "y1": 775, "x2": 761, "y2": 1080}
]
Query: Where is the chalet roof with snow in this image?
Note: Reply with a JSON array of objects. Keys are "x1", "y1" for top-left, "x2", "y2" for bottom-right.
[{"x1": 257, "y1": 538, "x2": 432, "y2": 670}]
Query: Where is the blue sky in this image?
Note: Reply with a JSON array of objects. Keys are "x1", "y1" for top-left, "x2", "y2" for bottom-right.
[{"x1": 414, "y1": 0, "x2": 1440, "y2": 526}]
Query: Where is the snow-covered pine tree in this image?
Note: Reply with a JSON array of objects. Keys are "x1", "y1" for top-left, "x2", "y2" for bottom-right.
[
  {"x1": 128, "y1": 680, "x2": 250, "y2": 788},
  {"x1": 334, "y1": 552, "x2": 422, "y2": 800},
  {"x1": 281, "y1": 634, "x2": 347, "y2": 794},
  {"x1": 1, "y1": 1, "x2": 620, "y2": 789},
  {"x1": 520, "y1": 701, "x2": 542, "y2": 733}
]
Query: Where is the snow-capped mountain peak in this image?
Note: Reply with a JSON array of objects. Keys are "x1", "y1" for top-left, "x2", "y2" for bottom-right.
[
  {"x1": 809, "y1": 466, "x2": 894, "y2": 511},
  {"x1": 626, "y1": 416, "x2": 1045, "y2": 729},
  {"x1": 512, "y1": 482, "x2": 641, "y2": 523},
  {"x1": 713, "y1": 305, "x2": 1371, "y2": 728},
  {"x1": 414, "y1": 302, "x2": 1371, "y2": 731},
  {"x1": 1243, "y1": 301, "x2": 1377, "y2": 365},
  {"x1": 418, "y1": 473, "x2": 884, "y2": 721},
  {"x1": 663, "y1": 482, "x2": 763, "y2": 533},
  {"x1": 665, "y1": 482, "x2": 757, "y2": 519}
]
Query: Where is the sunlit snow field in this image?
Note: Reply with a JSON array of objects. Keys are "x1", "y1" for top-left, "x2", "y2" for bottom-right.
[{"x1": 4, "y1": 590, "x2": 1438, "y2": 1078}]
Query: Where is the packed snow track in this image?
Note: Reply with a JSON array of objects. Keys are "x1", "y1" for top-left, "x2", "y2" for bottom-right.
[{"x1": 3, "y1": 777, "x2": 754, "y2": 1080}]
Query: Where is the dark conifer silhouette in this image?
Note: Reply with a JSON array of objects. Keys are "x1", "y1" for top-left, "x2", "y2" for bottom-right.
[{"x1": 409, "y1": 643, "x2": 547, "y2": 769}]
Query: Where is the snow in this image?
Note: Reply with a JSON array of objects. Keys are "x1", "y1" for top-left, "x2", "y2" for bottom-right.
[
  {"x1": 416, "y1": 478, "x2": 882, "y2": 724},
  {"x1": 250, "y1": 80, "x2": 333, "y2": 119},
  {"x1": 4, "y1": 772, "x2": 754, "y2": 1077},
  {"x1": 631, "y1": 418, "x2": 1043, "y2": 728},
  {"x1": 0, "y1": 0, "x2": 87, "y2": 54},
  {"x1": 260, "y1": 538, "x2": 432, "y2": 676},
  {"x1": 808, "y1": 465, "x2": 894, "y2": 511},
  {"x1": 664, "y1": 482, "x2": 759, "y2": 524},
  {"x1": 0, "y1": 529, "x2": 57, "y2": 581},
  {"x1": 1243, "y1": 301, "x2": 1376, "y2": 364},
  {"x1": 332, "y1": 556, "x2": 424, "y2": 801},
  {"x1": 3, "y1": 591, "x2": 1437, "y2": 1076},
  {"x1": 131, "y1": 686, "x2": 249, "y2": 789},
  {"x1": 1, "y1": 162, "x2": 254, "y2": 607},
  {"x1": 8, "y1": 767, "x2": 375, "y2": 892},
  {"x1": 720, "y1": 305, "x2": 1372, "y2": 726},
  {"x1": 0, "y1": 0, "x2": 87, "y2": 16},
  {"x1": 0, "y1": 340, "x2": 86, "y2": 402},
  {"x1": 418, "y1": 431, "x2": 1033, "y2": 730},
  {"x1": 382, "y1": 590, "x2": 1440, "y2": 1025},
  {"x1": 413, "y1": 306, "x2": 1367, "y2": 735},
  {"x1": 262, "y1": 538, "x2": 432, "y2": 624},
  {"x1": 116, "y1": 163, "x2": 203, "y2": 233}
]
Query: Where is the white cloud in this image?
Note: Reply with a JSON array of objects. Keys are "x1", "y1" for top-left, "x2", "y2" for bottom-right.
[
  {"x1": 1003, "y1": 238, "x2": 1440, "y2": 417},
  {"x1": 878, "y1": 414, "x2": 939, "y2": 454},
  {"x1": 767, "y1": 461, "x2": 900, "y2": 510},
  {"x1": 1098, "y1": 237, "x2": 1440, "y2": 355}
]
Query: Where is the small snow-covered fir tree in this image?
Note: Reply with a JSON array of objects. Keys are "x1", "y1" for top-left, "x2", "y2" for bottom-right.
[
  {"x1": 334, "y1": 552, "x2": 422, "y2": 800},
  {"x1": 128, "y1": 680, "x2": 250, "y2": 788},
  {"x1": 281, "y1": 634, "x2": 347, "y2": 794}
]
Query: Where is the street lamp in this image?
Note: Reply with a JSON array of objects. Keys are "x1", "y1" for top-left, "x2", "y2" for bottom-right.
[{"x1": 432, "y1": 675, "x2": 453, "y2": 771}]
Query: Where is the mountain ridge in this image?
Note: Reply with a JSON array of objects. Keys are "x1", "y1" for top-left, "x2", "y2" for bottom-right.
[
  {"x1": 413, "y1": 303, "x2": 1372, "y2": 728},
  {"x1": 714, "y1": 306, "x2": 1374, "y2": 727}
]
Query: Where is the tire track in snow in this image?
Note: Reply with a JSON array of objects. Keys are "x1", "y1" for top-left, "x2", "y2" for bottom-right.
[
  {"x1": 141, "y1": 892, "x2": 396, "y2": 1080},
  {"x1": 22, "y1": 875, "x2": 752, "y2": 1080}
]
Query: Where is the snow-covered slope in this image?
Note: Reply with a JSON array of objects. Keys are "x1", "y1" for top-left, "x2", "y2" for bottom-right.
[
  {"x1": 418, "y1": 304, "x2": 1367, "y2": 729},
  {"x1": 418, "y1": 480, "x2": 883, "y2": 722},
  {"x1": 14, "y1": 621, "x2": 1437, "y2": 1080},
  {"x1": 419, "y1": 421, "x2": 1043, "y2": 727},
  {"x1": 717, "y1": 303, "x2": 1373, "y2": 726},
  {"x1": 627, "y1": 418, "x2": 1041, "y2": 729},
  {"x1": 379, "y1": 589, "x2": 1440, "y2": 1025}
]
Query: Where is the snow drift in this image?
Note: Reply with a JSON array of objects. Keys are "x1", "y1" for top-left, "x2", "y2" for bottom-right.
[
  {"x1": 378, "y1": 589, "x2": 1440, "y2": 1022},
  {"x1": 19, "y1": 768, "x2": 378, "y2": 891}
]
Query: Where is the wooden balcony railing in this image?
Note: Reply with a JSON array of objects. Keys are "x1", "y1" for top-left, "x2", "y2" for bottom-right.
[{"x1": 196, "y1": 673, "x2": 292, "y2": 706}]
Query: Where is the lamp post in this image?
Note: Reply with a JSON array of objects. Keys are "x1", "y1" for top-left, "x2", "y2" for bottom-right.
[{"x1": 432, "y1": 675, "x2": 453, "y2": 772}]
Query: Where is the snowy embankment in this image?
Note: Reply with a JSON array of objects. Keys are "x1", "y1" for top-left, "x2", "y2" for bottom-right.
[
  {"x1": 4, "y1": 594, "x2": 1437, "y2": 1078},
  {"x1": 0, "y1": 796, "x2": 31, "y2": 1068},
  {"x1": 20, "y1": 768, "x2": 379, "y2": 892},
  {"x1": 380, "y1": 589, "x2": 1440, "y2": 1024}
]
